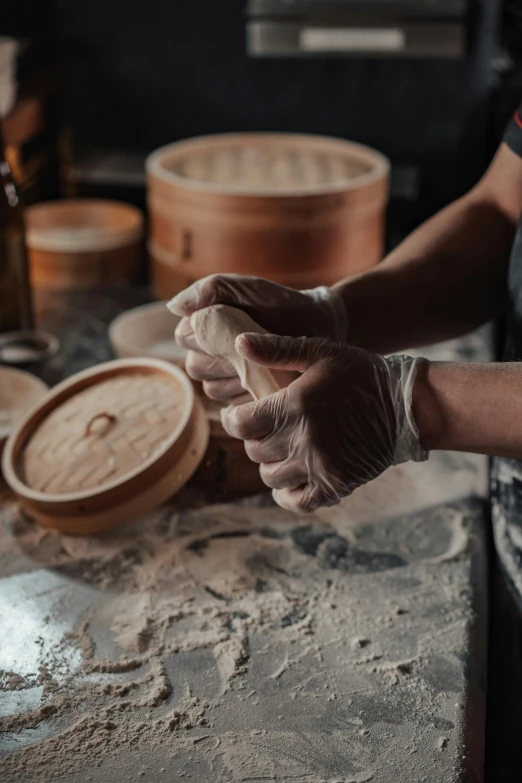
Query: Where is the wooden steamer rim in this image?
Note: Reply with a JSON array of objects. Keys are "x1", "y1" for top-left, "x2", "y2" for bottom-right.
[
  {"x1": 26, "y1": 199, "x2": 143, "y2": 253},
  {"x1": 146, "y1": 132, "x2": 390, "y2": 198},
  {"x1": 0, "y1": 366, "x2": 48, "y2": 453},
  {"x1": 108, "y1": 301, "x2": 187, "y2": 368},
  {"x1": 2, "y1": 358, "x2": 209, "y2": 534}
]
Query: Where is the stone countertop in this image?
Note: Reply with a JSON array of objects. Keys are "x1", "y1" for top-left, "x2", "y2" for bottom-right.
[{"x1": 0, "y1": 292, "x2": 491, "y2": 782}]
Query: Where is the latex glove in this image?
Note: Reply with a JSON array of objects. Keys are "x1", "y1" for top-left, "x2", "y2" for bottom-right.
[
  {"x1": 167, "y1": 274, "x2": 347, "y2": 404},
  {"x1": 221, "y1": 333, "x2": 427, "y2": 512}
]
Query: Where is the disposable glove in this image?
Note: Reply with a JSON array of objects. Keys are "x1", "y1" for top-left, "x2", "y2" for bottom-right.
[
  {"x1": 220, "y1": 332, "x2": 428, "y2": 512},
  {"x1": 168, "y1": 274, "x2": 347, "y2": 404}
]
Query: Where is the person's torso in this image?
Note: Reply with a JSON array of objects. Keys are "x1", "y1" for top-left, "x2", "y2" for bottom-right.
[{"x1": 491, "y1": 217, "x2": 522, "y2": 603}]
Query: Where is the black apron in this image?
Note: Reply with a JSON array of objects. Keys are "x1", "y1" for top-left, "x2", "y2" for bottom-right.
[{"x1": 491, "y1": 99, "x2": 522, "y2": 605}]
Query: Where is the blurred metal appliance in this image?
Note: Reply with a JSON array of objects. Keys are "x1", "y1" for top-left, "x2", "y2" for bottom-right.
[{"x1": 247, "y1": 0, "x2": 467, "y2": 58}]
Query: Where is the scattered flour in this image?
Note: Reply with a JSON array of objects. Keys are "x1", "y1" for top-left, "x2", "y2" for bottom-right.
[{"x1": 0, "y1": 473, "x2": 484, "y2": 781}]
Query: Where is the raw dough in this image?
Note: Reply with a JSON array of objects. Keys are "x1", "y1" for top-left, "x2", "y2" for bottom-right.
[{"x1": 190, "y1": 305, "x2": 294, "y2": 399}]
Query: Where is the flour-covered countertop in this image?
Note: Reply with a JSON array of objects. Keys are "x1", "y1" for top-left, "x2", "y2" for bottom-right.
[{"x1": 0, "y1": 293, "x2": 491, "y2": 782}]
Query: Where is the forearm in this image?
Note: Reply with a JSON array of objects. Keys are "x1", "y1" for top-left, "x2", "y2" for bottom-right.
[
  {"x1": 334, "y1": 194, "x2": 514, "y2": 354},
  {"x1": 413, "y1": 361, "x2": 522, "y2": 457}
]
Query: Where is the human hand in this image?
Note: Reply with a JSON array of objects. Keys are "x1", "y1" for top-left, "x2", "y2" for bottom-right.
[
  {"x1": 168, "y1": 274, "x2": 347, "y2": 404},
  {"x1": 220, "y1": 333, "x2": 427, "y2": 511}
]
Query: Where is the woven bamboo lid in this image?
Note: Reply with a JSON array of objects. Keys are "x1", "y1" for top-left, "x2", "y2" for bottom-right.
[{"x1": 2, "y1": 358, "x2": 209, "y2": 534}]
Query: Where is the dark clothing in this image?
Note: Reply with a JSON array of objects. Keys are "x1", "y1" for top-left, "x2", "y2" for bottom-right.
[{"x1": 491, "y1": 100, "x2": 522, "y2": 609}]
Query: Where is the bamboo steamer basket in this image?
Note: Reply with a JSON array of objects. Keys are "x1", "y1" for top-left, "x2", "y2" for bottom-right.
[
  {"x1": 108, "y1": 305, "x2": 266, "y2": 497},
  {"x1": 149, "y1": 241, "x2": 193, "y2": 299},
  {"x1": 147, "y1": 132, "x2": 390, "y2": 297},
  {"x1": 26, "y1": 199, "x2": 144, "y2": 289},
  {"x1": 0, "y1": 366, "x2": 48, "y2": 460},
  {"x1": 109, "y1": 301, "x2": 187, "y2": 368},
  {"x1": 195, "y1": 397, "x2": 265, "y2": 496},
  {"x1": 108, "y1": 303, "x2": 204, "y2": 397},
  {"x1": 195, "y1": 435, "x2": 265, "y2": 497},
  {"x1": 2, "y1": 358, "x2": 209, "y2": 534}
]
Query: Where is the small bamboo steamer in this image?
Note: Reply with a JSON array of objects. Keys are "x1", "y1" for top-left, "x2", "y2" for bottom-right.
[
  {"x1": 2, "y1": 358, "x2": 209, "y2": 534},
  {"x1": 109, "y1": 301, "x2": 187, "y2": 368},
  {"x1": 195, "y1": 433, "x2": 265, "y2": 497},
  {"x1": 195, "y1": 397, "x2": 265, "y2": 496},
  {"x1": 26, "y1": 199, "x2": 144, "y2": 289},
  {"x1": 0, "y1": 367, "x2": 48, "y2": 459}
]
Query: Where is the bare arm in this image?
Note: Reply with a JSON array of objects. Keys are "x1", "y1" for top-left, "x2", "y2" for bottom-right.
[
  {"x1": 335, "y1": 143, "x2": 522, "y2": 354},
  {"x1": 413, "y1": 360, "x2": 522, "y2": 457}
]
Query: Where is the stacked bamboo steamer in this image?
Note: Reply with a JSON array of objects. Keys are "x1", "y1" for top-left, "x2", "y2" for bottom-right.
[{"x1": 146, "y1": 132, "x2": 390, "y2": 298}]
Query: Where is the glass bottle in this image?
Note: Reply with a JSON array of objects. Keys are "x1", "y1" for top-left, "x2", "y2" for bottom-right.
[{"x1": 0, "y1": 120, "x2": 33, "y2": 333}]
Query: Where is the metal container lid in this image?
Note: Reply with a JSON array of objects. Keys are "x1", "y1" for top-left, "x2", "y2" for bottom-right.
[{"x1": 2, "y1": 358, "x2": 209, "y2": 534}]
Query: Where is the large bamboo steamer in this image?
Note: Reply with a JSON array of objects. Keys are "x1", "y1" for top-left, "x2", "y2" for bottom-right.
[{"x1": 146, "y1": 133, "x2": 390, "y2": 297}]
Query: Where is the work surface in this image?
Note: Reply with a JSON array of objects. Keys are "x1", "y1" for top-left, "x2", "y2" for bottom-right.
[{"x1": 0, "y1": 291, "x2": 491, "y2": 782}]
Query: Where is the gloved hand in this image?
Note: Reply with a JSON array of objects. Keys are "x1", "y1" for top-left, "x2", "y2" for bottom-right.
[
  {"x1": 220, "y1": 333, "x2": 428, "y2": 512},
  {"x1": 168, "y1": 274, "x2": 347, "y2": 404}
]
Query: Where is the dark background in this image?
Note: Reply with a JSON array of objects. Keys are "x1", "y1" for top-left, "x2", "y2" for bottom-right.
[
  {"x1": 0, "y1": 0, "x2": 522, "y2": 214},
  {"x1": 4, "y1": 0, "x2": 522, "y2": 233}
]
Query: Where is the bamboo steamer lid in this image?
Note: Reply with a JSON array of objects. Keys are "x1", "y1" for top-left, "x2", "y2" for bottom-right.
[{"x1": 2, "y1": 358, "x2": 209, "y2": 534}]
